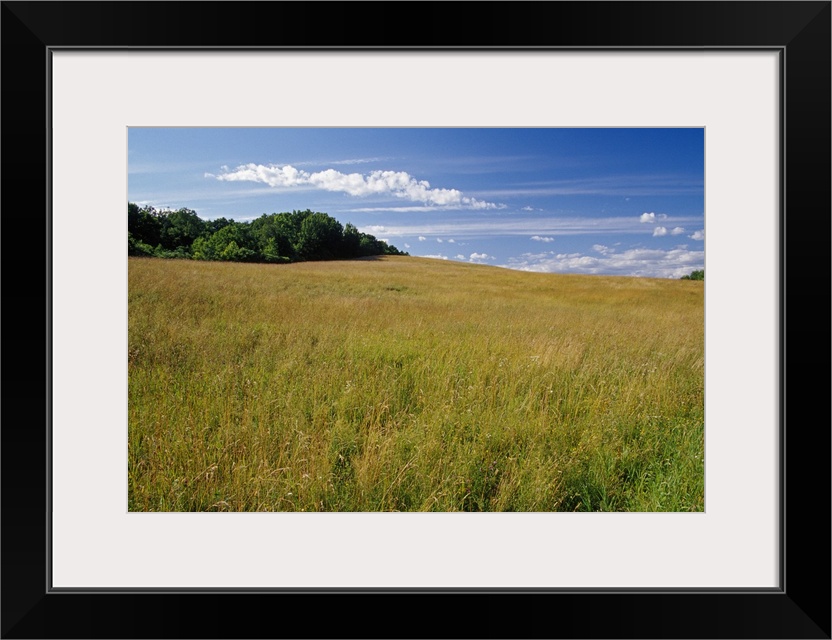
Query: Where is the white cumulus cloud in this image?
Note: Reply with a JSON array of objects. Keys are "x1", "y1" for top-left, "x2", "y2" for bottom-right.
[
  {"x1": 670, "y1": 227, "x2": 686, "y2": 235},
  {"x1": 531, "y1": 235, "x2": 554, "y2": 243},
  {"x1": 690, "y1": 229, "x2": 705, "y2": 241},
  {"x1": 422, "y1": 254, "x2": 448, "y2": 260},
  {"x1": 209, "y1": 163, "x2": 502, "y2": 209},
  {"x1": 653, "y1": 226, "x2": 668, "y2": 237},
  {"x1": 418, "y1": 236, "x2": 427, "y2": 241},
  {"x1": 502, "y1": 247, "x2": 704, "y2": 279},
  {"x1": 640, "y1": 212, "x2": 669, "y2": 223}
]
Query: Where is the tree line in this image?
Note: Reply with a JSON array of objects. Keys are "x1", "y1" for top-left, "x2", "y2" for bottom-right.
[
  {"x1": 680, "y1": 269, "x2": 704, "y2": 281},
  {"x1": 128, "y1": 203, "x2": 408, "y2": 263}
]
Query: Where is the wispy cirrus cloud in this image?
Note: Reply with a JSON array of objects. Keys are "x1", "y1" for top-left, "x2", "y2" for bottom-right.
[
  {"x1": 476, "y1": 175, "x2": 703, "y2": 198},
  {"x1": 314, "y1": 156, "x2": 393, "y2": 166},
  {"x1": 359, "y1": 215, "x2": 703, "y2": 239},
  {"x1": 346, "y1": 204, "x2": 512, "y2": 213},
  {"x1": 207, "y1": 163, "x2": 503, "y2": 210},
  {"x1": 130, "y1": 200, "x2": 183, "y2": 211}
]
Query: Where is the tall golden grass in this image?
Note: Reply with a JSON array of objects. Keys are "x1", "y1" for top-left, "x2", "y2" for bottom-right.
[{"x1": 128, "y1": 256, "x2": 704, "y2": 511}]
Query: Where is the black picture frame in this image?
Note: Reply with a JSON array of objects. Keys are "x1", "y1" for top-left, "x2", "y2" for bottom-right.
[{"x1": 2, "y1": 2, "x2": 829, "y2": 638}]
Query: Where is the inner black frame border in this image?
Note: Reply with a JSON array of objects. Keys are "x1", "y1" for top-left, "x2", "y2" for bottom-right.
[{"x1": 2, "y1": 2, "x2": 829, "y2": 638}]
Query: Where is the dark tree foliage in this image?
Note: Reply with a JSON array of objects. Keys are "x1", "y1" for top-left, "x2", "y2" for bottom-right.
[
  {"x1": 159, "y1": 208, "x2": 204, "y2": 251},
  {"x1": 250, "y1": 213, "x2": 297, "y2": 262},
  {"x1": 127, "y1": 203, "x2": 162, "y2": 248},
  {"x1": 680, "y1": 269, "x2": 704, "y2": 281},
  {"x1": 204, "y1": 217, "x2": 234, "y2": 235},
  {"x1": 297, "y1": 211, "x2": 344, "y2": 261},
  {"x1": 127, "y1": 203, "x2": 408, "y2": 264}
]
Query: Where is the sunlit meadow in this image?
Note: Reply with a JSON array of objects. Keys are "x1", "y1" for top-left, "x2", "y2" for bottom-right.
[{"x1": 128, "y1": 256, "x2": 704, "y2": 512}]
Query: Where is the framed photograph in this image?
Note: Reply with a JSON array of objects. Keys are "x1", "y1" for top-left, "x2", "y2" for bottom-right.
[{"x1": 3, "y1": 2, "x2": 829, "y2": 638}]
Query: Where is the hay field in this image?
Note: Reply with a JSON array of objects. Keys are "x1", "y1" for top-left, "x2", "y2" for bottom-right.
[{"x1": 128, "y1": 256, "x2": 704, "y2": 511}]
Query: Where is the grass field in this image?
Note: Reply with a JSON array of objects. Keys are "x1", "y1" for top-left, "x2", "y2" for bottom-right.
[{"x1": 128, "y1": 256, "x2": 704, "y2": 512}]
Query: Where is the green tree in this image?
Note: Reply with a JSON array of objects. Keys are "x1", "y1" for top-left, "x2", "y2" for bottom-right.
[
  {"x1": 128, "y1": 232, "x2": 155, "y2": 257},
  {"x1": 358, "y1": 233, "x2": 386, "y2": 256},
  {"x1": 127, "y1": 203, "x2": 162, "y2": 247},
  {"x1": 296, "y1": 212, "x2": 343, "y2": 260},
  {"x1": 194, "y1": 223, "x2": 258, "y2": 262},
  {"x1": 159, "y1": 208, "x2": 205, "y2": 252},
  {"x1": 191, "y1": 236, "x2": 216, "y2": 261},
  {"x1": 250, "y1": 213, "x2": 297, "y2": 261},
  {"x1": 204, "y1": 216, "x2": 234, "y2": 235},
  {"x1": 128, "y1": 202, "x2": 405, "y2": 264},
  {"x1": 341, "y1": 222, "x2": 362, "y2": 258},
  {"x1": 681, "y1": 269, "x2": 704, "y2": 281}
]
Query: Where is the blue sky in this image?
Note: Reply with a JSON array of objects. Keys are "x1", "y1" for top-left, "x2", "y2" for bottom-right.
[{"x1": 128, "y1": 128, "x2": 704, "y2": 278}]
